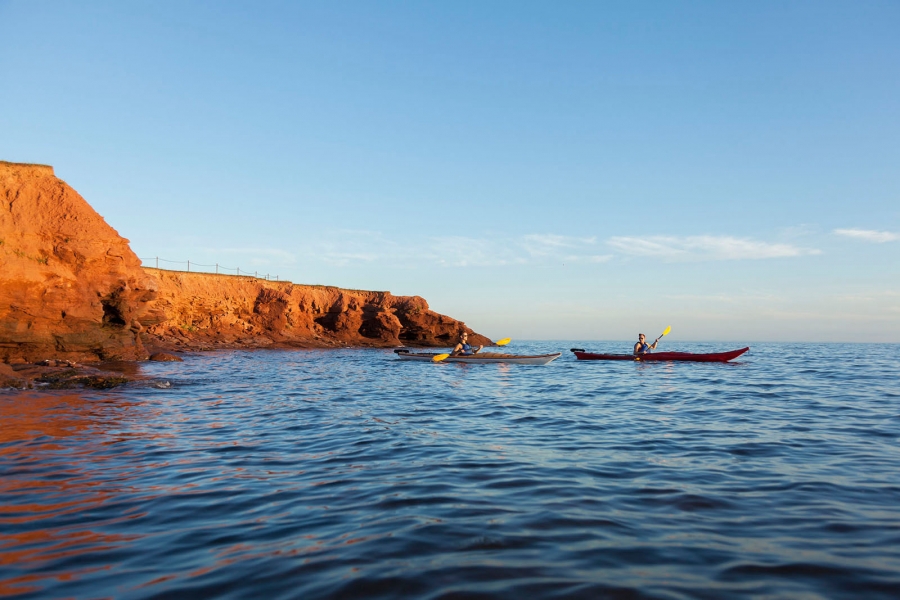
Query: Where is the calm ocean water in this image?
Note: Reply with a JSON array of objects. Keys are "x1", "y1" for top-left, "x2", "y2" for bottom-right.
[{"x1": 2, "y1": 342, "x2": 899, "y2": 599}]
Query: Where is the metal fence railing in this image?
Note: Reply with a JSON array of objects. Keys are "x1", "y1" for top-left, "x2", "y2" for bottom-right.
[{"x1": 141, "y1": 257, "x2": 283, "y2": 282}]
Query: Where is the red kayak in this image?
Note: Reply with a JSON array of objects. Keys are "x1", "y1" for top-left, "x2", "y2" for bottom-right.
[{"x1": 570, "y1": 347, "x2": 749, "y2": 363}]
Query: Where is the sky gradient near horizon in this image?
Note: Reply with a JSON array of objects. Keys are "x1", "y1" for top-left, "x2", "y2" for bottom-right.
[{"x1": 2, "y1": 1, "x2": 898, "y2": 342}]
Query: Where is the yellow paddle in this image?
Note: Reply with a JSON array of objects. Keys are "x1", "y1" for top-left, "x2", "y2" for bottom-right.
[
  {"x1": 654, "y1": 326, "x2": 671, "y2": 345},
  {"x1": 433, "y1": 337, "x2": 511, "y2": 362}
]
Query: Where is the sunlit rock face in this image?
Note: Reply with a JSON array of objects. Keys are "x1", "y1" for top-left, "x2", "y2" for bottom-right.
[
  {"x1": 0, "y1": 161, "x2": 488, "y2": 362},
  {"x1": 0, "y1": 161, "x2": 160, "y2": 362},
  {"x1": 143, "y1": 270, "x2": 490, "y2": 351}
]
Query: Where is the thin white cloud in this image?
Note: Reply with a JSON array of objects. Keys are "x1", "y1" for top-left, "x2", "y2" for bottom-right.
[
  {"x1": 312, "y1": 230, "x2": 401, "y2": 266},
  {"x1": 523, "y1": 234, "x2": 596, "y2": 248},
  {"x1": 209, "y1": 232, "x2": 823, "y2": 269},
  {"x1": 419, "y1": 234, "x2": 608, "y2": 267},
  {"x1": 426, "y1": 236, "x2": 527, "y2": 267},
  {"x1": 522, "y1": 234, "x2": 598, "y2": 258},
  {"x1": 779, "y1": 224, "x2": 819, "y2": 238},
  {"x1": 607, "y1": 235, "x2": 819, "y2": 261},
  {"x1": 523, "y1": 234, "x2": 574, "y2": 248},
  {"x1": 833, "y1": 228, "x2": 899, "y2": 243},
  {"x1": 562, "y1": 254, "x2": 613, "y2": 264},
  {"x1": 281, "y1": 231, "x2": 614, "y2": 268}
]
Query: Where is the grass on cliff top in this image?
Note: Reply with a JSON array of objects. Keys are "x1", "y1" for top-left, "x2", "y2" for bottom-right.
[{"x1": 0, "y1": 160, "x2": 54, "y2": 169}]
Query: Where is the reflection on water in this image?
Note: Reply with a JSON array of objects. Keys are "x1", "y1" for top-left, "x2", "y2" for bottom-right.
[
  {"x1": 0, "y1": 395, "x2": 144, "y2": 596},
  {"x1": 1, "y1": 344, "x2": 900, "y2": 599}
]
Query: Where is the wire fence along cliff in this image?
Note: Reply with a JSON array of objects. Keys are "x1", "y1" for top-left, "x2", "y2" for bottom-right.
[{"x1": 140, "y1": 257, "x2": 284, "y2": 282}]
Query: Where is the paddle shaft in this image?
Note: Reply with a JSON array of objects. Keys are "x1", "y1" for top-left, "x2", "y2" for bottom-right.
[{"x1": 654, "y1": 326, "x2": 671, "y2": 345}]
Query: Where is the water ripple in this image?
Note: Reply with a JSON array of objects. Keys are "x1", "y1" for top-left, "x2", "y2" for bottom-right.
[{"x1": 2, "y1": 343, "x2": 900, "y2": 598}]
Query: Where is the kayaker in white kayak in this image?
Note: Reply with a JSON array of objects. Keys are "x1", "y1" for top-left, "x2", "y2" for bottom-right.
[
  {"x1": 451, "y1": 332, "x2": 483, "y2": 356},
  {"x1": 634, "y1": 333, "x2": 659, "y2": 355}
]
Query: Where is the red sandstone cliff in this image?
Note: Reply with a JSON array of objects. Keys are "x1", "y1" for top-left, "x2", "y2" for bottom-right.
[
  {"x1": 143, "y1": 270, "x2": 489, "y2": 351},
  {"x1": 0, "y1": 161, "x2": 489, "y2": 363},
  {"x1": 0, "y1": 161, "x2": 161, "y2": 362}
]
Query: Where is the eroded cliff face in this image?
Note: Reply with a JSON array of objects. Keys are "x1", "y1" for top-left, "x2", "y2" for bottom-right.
[
  {"x1": 0, "y1": 161, "x2": 489, "y2": 363},
  {"x1": 142, "y1": 270, "x2": 490, "y2": 351},
  {"x1": 0, "y1": 162, "x2": 161, "y2": 362}
]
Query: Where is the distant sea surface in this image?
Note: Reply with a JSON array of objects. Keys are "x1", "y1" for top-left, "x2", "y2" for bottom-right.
[{"x1": 2, "y1": 342, "x2": 899, "y2": 599}]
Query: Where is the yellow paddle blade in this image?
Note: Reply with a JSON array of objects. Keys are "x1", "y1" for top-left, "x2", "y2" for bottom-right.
[
  {"x1": 661, "y1": 326, "x2": 671, "y2": 337},
  {"x1": 495, "y1": 338, "x2": 511, "y2": 346},
  {"x1": 432, "y1": 353, "x2": 450, "y2": 362}
]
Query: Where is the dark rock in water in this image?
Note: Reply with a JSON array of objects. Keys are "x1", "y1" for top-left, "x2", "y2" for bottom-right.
[
  {"x1": 35, "y1": 368, "x2": 79, "y2": 384},
  {"x1": 149, "y1": 352, "x2": 183, "y2": 362},
  {"x1": 75, "y1": 375, "x2": 129, "y2": 389},
  {"x1": 34, "y1": 369, "x2": 128, "y2": 389},
  {"x1": 2, "y1": 361, "x2": 130, "y2": 389}
]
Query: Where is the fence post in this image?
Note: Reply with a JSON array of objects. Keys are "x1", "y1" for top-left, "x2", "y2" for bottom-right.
[
  {"x1": 216, "y1": 263, "x2": 218, "y2": 274},
  {"x1": 156, "y1": 257, "x2": 159, "y2": 268},
  {"x1": 237, "y1": 268, "x2": 240, "y2": 276},
  {"x1": 187, "y1": 260, "x2": 190, "y2": 272}
]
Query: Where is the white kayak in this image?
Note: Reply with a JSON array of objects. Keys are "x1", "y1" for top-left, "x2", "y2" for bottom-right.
[{"x1": 394, "y1": 350, "x2": 561, "y2": 365}]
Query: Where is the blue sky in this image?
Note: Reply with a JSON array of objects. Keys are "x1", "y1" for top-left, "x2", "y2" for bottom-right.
[{"x1": 2, "y1": 1, "x2": 898, "y2": 341}]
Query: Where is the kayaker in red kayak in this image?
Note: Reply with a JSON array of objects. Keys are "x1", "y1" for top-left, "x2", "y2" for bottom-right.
[
  {"x1": 451, "y1": 332, "x2": 483, "y2": 356},
  {"x1": 634, "y1": 333, "x2": 659, "y2": 356}
]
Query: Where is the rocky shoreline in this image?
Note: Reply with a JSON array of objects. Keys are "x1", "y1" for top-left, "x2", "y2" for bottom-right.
[{"x1": 0, "y1": 160, "x2": 491, "y2": 379}]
